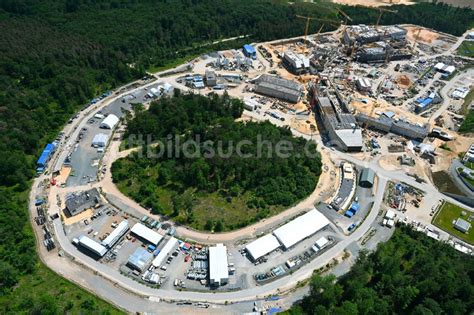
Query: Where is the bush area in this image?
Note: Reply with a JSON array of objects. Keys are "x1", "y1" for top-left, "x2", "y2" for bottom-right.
[
  {"x1": 113, "y1": 93, "x2": 321, "y2": 230},
  {"x1": 0, "y1": 0, "x2": 473, "y2": 311},
  {"x1": 0, "y1": 263, "x2": 123, "y2": 314},
  {"x1": 459, "y1": 110, "x2": 474, "y2": 133},
  {"x1": 287, "y1": 225, "x2": 474, "y2": 314},
  {"x1": 457, "y1": 40, "x2": 474, "y2": 57},
  {"x1": 433, "y1": 202, "x2": 474, "y2": 245}
]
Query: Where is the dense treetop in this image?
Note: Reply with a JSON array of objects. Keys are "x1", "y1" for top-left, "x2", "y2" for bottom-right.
[{"x1": 113, "y1": 93, "x2": 321, "y2": 230}]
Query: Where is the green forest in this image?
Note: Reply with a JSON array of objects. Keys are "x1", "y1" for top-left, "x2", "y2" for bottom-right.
[
  {"x1": 288, "y1": 225, "x2": 474, "y2": 315},
  {"x1": 113, "y1": 93, "x2": 321, "y2": 230},
  {"x1": 1, "y1": 0, "x2": 473, "y2": 312}
]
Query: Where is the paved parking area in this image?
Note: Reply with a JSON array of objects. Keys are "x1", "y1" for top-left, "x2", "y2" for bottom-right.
[{"x1": 66, "y1": 88, "x2": 152, "y2": 187}]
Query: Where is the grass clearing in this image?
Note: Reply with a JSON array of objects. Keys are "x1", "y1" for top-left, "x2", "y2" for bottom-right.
[
  {"x1": 456, "y1": 40, "x2": 474, "y2": 57},
  {"x1": 0, "y1": 263, "x2": 124, "y2": 314},
  {"x1": 433, "y1": 202, "x2": 474, "y2": 245}
]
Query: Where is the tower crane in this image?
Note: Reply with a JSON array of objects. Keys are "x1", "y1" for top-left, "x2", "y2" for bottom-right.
[
  {"x1": 375, "y1": 7, "x2": 398, "y2": 29},
  {"x1": 296, "y1": 15, "x2": 316, "y2": 45},
  {"x1": 336, "y1": 8, "x2": 353, "y2": 33},
  {"x1": 295, "y1": 15, "x2": 341, "y2": 52}
]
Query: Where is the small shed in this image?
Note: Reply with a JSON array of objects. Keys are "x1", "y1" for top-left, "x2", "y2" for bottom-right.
[
  {"x1": 359, "y1": 168, "x2": 375, "y2": 188},
  {"x1": 91, "y1": 133, "x2": 109, "y2": 147},
  {"x1": 454, "y1": 218, "x2": 471, "y2": 233}
]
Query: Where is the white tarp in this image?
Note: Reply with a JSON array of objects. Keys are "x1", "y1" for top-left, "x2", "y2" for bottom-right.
[
  {"x1": 245, "y1": 234, "x2": 281, "y2": 261},
  {"x1": 273, "y1": 209, "x2": 330, "y2": 249}
]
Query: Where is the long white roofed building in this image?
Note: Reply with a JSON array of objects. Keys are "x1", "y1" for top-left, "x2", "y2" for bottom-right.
[
  {"x1": 273, "y1": 209, "x2": 330, "y2": 249},
  {"x1": 209, "y1": 243, "x2": 229, "y2": 286},
  {"x1": 245, "y1": 234, "x2": 281, "y2": 261},
  {"x1": 101, "y1": 220, "x2": 129, "y2": 248},
  {"x1": 130, "y1": 223, "x2": 163, "y2": 246},
  {"x1": 77, "y1": 235, "x2": 107, "y2": 257},
  {"x1": 152, "y1": 237, "x2": 178, "y2": 267}
]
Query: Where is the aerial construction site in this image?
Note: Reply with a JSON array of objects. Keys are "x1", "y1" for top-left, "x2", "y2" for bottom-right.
[{"x1": 31, "y1": 10, "x2": 474, "y2": 313}]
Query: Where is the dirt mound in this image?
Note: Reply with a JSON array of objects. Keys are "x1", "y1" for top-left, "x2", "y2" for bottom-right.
[{"x1": 396, "y1": 75, "x2": 411, "y2": 88}]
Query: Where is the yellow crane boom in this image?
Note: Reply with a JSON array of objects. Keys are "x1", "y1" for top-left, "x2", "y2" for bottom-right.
[
  {"x1": 375, "y1": 8, "x2": 398, "y2": 29},
  {"x1": 296, "y1": 15, "x2": 341, "y2": 44}
]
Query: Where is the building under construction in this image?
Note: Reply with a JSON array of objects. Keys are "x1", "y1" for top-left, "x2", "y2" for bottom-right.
[
  {"x1": 311, "y1": 80, "x2": 363, "y2": 152},
  {"x1": 282, "y1": 51, "x2": 310, "y2": 74},
  {"x1": 343, "y1": 25, "x2": 407, "y2": 46},
  {"x1": 354, "y1": 41, "x2": 412, "y2": 63},
  {"x1": 356, "y1": 113, "x2": 429, "y2": 140},
  {"x1": 343, "y1": 25, "x2": 411, "y2": 64},
  {"x1": 254, "y1": 74, "x2": 303, "y2": 103}
]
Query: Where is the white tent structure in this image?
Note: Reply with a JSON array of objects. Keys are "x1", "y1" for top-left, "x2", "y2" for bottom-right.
[
  {"x1": 245, "y1": 234, "x2": 281, "y2": 261},
  {"x1": 152, "y1": 237, "x2": 178, "y2": 267},
  {"x1": 91, "y1": 133, "x2": 109, "y2": 147},
  {"x1": 130, "y1": 223, "x2": 163, "y2": 246},
  {"x1": 162, "y1": 83, "x2": 174, "y2": 94},
  {"x1": 273, "y1": 209, "x2": 330, "y2": 249},
  {"x1": 100, "y1": 114, "x2": 119, "y2": 129},
  {"x1": 209, "y1": 243, "x2": 229, "y2": 286}
]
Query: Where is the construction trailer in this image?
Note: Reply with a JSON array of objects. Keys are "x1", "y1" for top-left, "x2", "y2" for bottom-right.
[
  {"x1": 243, "y1": 44, "x2": 257, "y2": 60},
  {"x1": 36, "y1": 142, "x2": 57, "y2": 173}
]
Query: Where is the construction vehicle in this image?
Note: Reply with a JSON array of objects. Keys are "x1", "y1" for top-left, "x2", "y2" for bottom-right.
[{"x1": 375, "y1": 8, "x2": 398, "y2": 29}]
